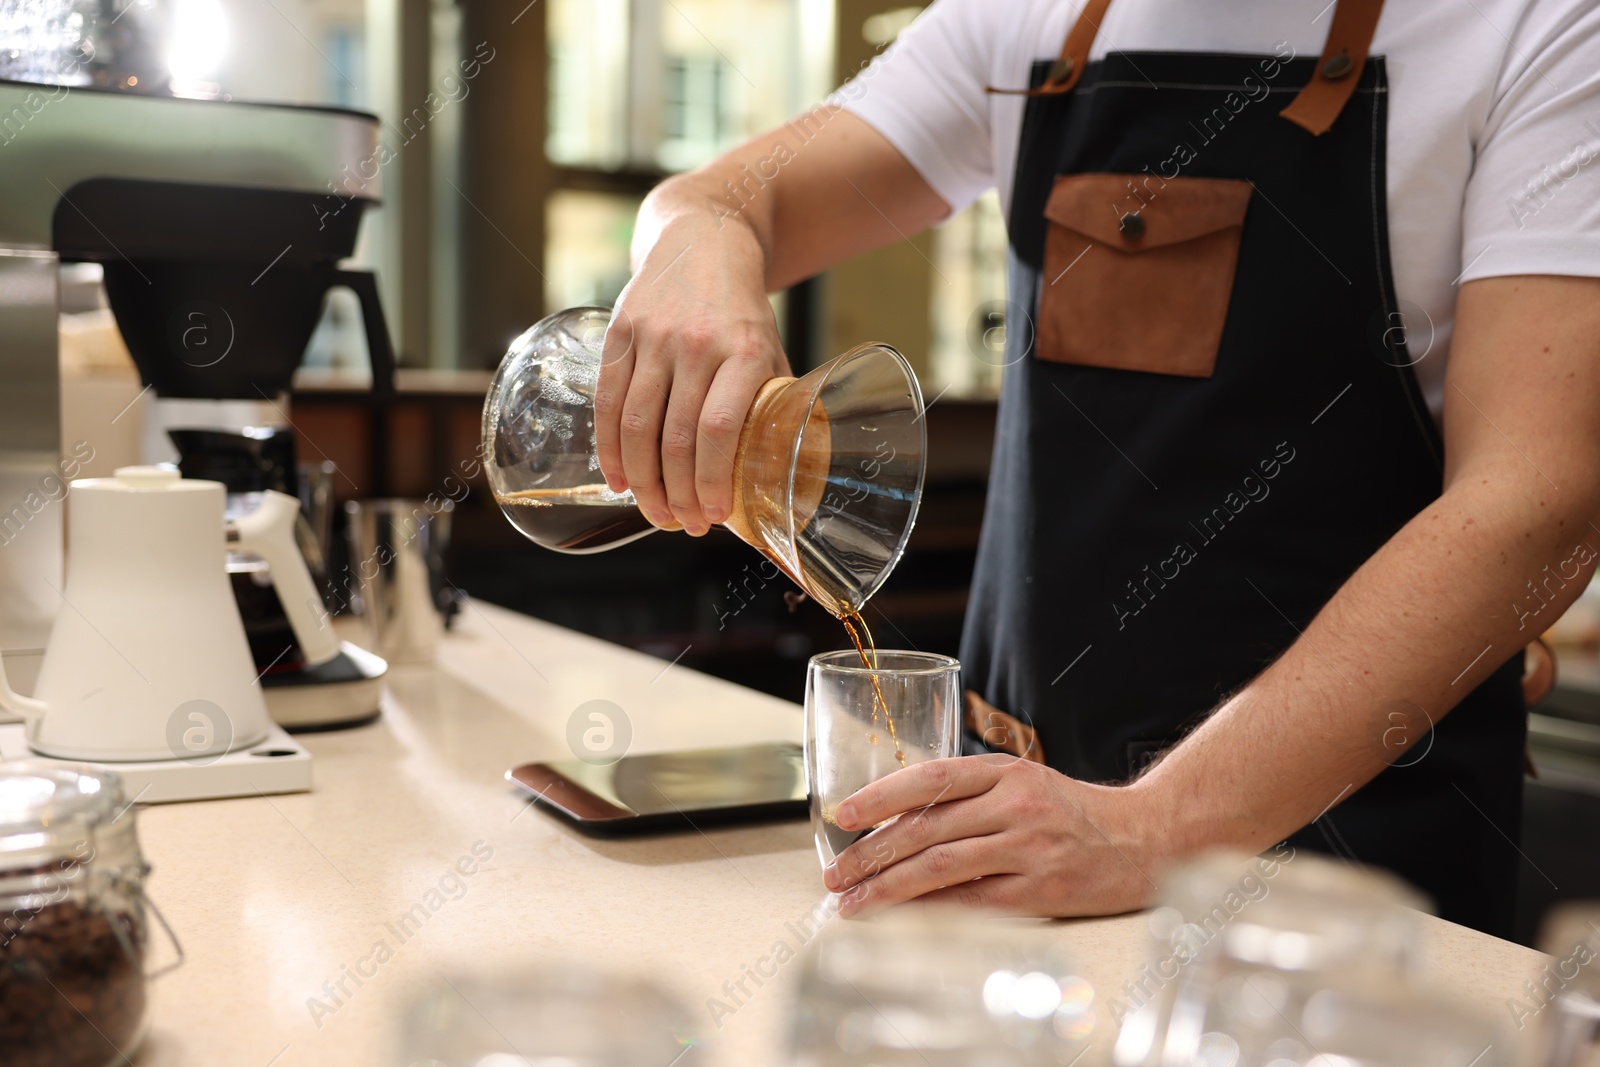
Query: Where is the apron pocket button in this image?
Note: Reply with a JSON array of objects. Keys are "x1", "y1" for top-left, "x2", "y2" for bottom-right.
[{"x1": 1321, "y1": 52, "x2": 1353, "y2": 79}]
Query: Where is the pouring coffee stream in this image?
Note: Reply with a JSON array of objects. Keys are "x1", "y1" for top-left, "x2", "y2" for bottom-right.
[
  {"x1": 482, "y1": 307, "x2": 927, "y2": 766},
  {"x1": 842, "y1": 612, "x2": 904, "y2": 768}
]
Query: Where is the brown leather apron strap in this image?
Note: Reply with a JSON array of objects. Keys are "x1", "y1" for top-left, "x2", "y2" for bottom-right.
[
  {"x1": 989, "y1": 0, "x2": 1385, "y2": 136},
  {"x1": 965, "y1": 690, "x2": 1047, "y2": 763},
  {"x1": 985, "y1": 0, "x2": 1114, "y2": 97},
  {"x1": 1279, "y1": 0, "x2": 1386, "y2": 135}
]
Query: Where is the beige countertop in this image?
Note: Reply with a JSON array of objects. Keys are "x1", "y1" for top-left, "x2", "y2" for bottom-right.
[{"x1": 130, "y1": 602, "x2": 1551, "y2": 1066}]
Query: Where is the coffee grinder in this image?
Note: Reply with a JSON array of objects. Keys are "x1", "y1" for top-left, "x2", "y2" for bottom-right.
[{"x1": 0, "y1": 75, "x2": 391, "y2": 731}]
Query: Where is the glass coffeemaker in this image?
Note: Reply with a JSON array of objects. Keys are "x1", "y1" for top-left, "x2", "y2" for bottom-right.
[{"x1": 481, "y1": 307, "x2": 926, "y2": 619}]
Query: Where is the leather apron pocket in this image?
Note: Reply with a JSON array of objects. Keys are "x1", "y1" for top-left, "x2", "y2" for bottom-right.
[{"x1": 1038, "y1": 173, "x2": 1253, "y2": 378}]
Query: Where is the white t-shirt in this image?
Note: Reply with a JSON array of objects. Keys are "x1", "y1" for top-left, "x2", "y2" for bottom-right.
[{"x1": 838, "y1": 0, "x2": 1600, "y2": 413}]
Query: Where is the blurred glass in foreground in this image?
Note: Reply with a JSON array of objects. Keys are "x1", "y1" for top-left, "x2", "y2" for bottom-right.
[
  {"x1": 1526, "y1": 903, "x2": 1600, "y2": 1067},
  {"x1": 784, "y1": 909, "x2": 1096, "y2": 1066},
  {"x1": 1113, "y1": 850, "x2": 1511, "y2": 1067},
  {"x1": 397, "y1": 966, "x2": 695, "y2": 1067}
]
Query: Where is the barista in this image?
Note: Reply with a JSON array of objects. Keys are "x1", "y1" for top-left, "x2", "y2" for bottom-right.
[{"x1": 593, "y1": 0, "x2": 1600, "y2": 938}]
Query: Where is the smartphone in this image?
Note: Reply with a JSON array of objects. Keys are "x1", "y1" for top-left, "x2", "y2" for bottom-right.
[{"x1": 506, "y1": 741, "x2": 807, "y2": 835}]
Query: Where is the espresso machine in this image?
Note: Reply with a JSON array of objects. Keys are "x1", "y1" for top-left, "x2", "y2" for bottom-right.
[{"x1": 0, "y1": 72, "x2": 391, "y2": 739}]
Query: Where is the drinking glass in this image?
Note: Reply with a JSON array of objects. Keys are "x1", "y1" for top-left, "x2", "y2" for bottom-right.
[
  {"x1": 1133, "y1": 980, "x2": 1511, "y2": 1067},
  {"x1": 1111, "y1": 851, "x2": 1483, "y2": 1067},
  {"x1": 784, "y1": 908, "x2": 1095, "y2": 1066},
  {"x1": 1529, "y1": 904, "x2": 1600, "y2": 1067},
  {"x1": 396, "y1": 965, "x2": 694, "y2": 1066},
  {"x1": 343, "y1": 498, "x2": 455, "y2": 664},
  {"x1": 805, "y1": 649, "x2": 960, "y2": 869}
]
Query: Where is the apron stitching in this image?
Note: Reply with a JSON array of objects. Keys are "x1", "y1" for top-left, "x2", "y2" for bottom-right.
[
  {"x1": 1368, "y1": 77, "x2": 1394, "y2": 363},
  {"x1": 1366, "y1": 64, "x2": 1444, "y2": 467},
  {"x1": 1314, "y1": 811, "x2": 1362, "y2": 864},
  {"x1": 1071, "y1": 80, "x2": 1382, "y2": 94}
]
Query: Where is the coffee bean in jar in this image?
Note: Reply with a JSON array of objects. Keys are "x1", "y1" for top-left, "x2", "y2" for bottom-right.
[{"x1": 0, "y1": 761, "x2": 174, "y2": 1067}]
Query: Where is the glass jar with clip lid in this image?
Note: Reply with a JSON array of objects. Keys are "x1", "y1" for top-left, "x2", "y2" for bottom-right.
[{"x1": 0, "y1": 761, "x2": 182, "y2": 1067}]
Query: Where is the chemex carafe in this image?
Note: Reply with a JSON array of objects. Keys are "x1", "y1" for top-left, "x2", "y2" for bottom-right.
[{"x1": 481, "y1": 307, "x2": 926, "y2": 618}]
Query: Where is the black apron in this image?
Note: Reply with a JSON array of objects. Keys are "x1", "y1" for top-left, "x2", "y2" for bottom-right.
[{"x1": 959, "y1": 0, "x2": 1528, "y2": 937}]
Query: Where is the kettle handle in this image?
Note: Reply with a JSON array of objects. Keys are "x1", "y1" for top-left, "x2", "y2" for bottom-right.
[
  {"x1": 0, "y1": 653, "x2": 47, "y2": 721},
  {"x1": 231, "y1": 490, "x2": 341, "y2": 669}
]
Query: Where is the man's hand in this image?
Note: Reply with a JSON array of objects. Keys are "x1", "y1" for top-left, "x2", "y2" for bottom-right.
[
  {"x1": 820, "y1": 754, "x2": 1162, "y2": 919},
  {"x1": 594, "y1": 108, "x2": 949, "y2": 536},
  {"x1": 597, "y1": 220, "x2": 788, "y2": 535}
]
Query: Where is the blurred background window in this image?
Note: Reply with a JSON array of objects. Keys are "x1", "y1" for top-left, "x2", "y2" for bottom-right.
[
  {"x1": 543, "y1": 189, "x2": 640, "y2": 312},
  {"x1": 542, "y1": 0, "x2": 831, "y2": 365},
  {"x1": 546, "y1": 0, "x2": 629, "y2": 168},
  {"x1": 931, "y1": 190, "x2": 1009, "y2": 399},
  {"x1": 547, "y1": 0, "x2": 822, "y2": 173}
]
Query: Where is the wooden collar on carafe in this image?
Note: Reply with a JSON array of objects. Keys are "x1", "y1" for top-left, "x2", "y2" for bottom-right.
[
  {"x1": 984, "y1": 0, "x2": 1386, "y2": 136},
  {"x1": 724, "y1": 376, "x2": 794, "y2": 545}
]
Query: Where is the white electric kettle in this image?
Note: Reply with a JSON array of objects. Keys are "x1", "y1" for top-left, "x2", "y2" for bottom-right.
[{"x1": 0, "y1": 465, "x2": 337, "y2": 762}]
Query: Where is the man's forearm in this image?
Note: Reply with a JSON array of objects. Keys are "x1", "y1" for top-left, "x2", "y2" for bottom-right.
[
  {"x1": 632, "y1": 108, "x2": 951, "y2": 293},
  {"x1": 633, "y1": 167, "x2": 774, "y2": 283},
  {"x1": 1108, "y1": 276, "x2": 1600, "y2": 879},
  {"x1": 1132, "y1": 473, "x2": 1600, "y2": 855}
]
